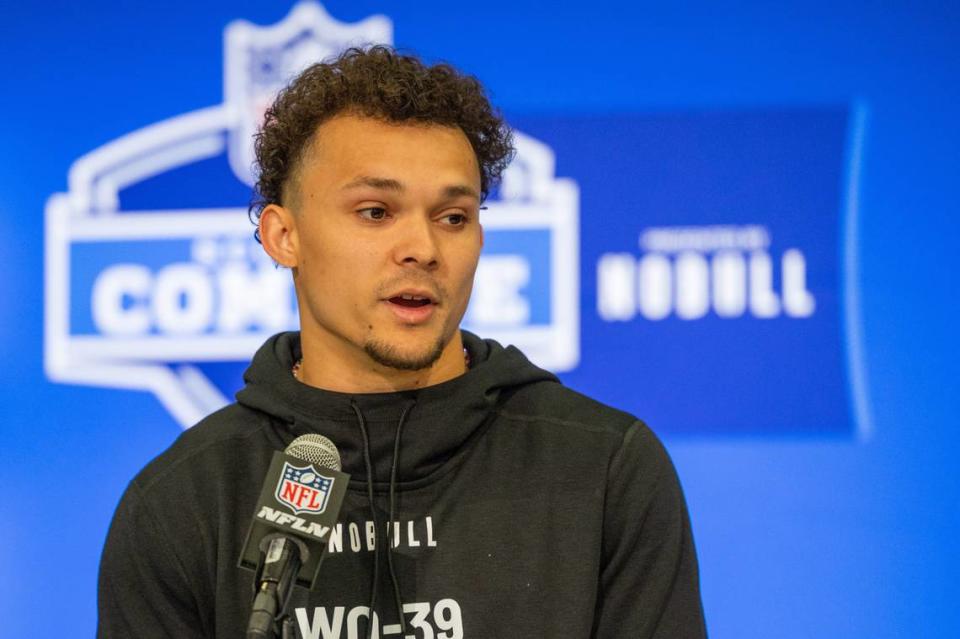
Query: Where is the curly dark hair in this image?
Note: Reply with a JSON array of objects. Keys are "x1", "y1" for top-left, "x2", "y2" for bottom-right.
[{"x1": 250, "y1": 45, "x2": 514, "y2": 230}]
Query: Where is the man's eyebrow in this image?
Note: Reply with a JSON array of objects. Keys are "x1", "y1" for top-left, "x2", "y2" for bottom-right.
[
  {"x1": 342, "y1": 176, "x2": 405, "y2": 192},
  {"x1": 442, "y1": 184, "x2": 480, "y2": 200},
  {"x1": 342, "y1": 177, "x2": 479, "y2": 201}
]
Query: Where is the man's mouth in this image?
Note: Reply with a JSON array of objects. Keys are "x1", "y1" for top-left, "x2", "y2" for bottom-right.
[{"x1": 388, "y1": 294, "x2": 433, "y2": 308}]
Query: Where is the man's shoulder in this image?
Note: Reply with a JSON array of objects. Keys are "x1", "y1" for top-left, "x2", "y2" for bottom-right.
[
  {"x1": 497, "y1": 378, "x2": 643, "y2": 440},
  {"x1": 132, "y1": 402, "x2": 274, "y2": 495},
  {"x1": 492, "y1": 380, "x2": 675, "y2": 483}
]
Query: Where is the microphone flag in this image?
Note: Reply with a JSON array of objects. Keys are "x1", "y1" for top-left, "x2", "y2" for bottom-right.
[{"x1": 238, "y1": 450, "x2": 350, "y2": 589}]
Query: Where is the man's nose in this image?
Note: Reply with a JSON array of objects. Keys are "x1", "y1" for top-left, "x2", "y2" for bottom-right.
[{"x1": 393, "y1": 214, "x2": 440, "y2": 268}]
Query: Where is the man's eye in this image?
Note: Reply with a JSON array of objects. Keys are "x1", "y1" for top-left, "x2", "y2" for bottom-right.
[
  {"x1": 358, "y1": 207, "x2": 388, "y2": 221},
  {"x1": 440, "y1": 213, "x2": 467, "y2": 226}
]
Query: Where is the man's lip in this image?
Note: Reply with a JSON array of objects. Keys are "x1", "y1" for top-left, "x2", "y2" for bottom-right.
[
  {"x1": 382, "y1": 289, "x2": 438, "y2": 304},
  {"x1": 382, "y1": 297, "x2": 437, "y2": 324}
]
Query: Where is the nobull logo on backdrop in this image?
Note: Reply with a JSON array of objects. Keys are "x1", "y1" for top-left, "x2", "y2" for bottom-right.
[
  {"x1": 597, "y1": 225, "x2": 816, "y2": 322},
  {"x1": 508, "y1": 109, "x2": 869, "y2": 437},
  {"x1": 44, "y1": 2, "x2": 580, "y2": 428}
]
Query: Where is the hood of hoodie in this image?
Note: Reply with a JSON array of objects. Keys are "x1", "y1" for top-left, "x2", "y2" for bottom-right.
[{"x1": 236, "y1": 330, "x2": 557, "y2": 488}]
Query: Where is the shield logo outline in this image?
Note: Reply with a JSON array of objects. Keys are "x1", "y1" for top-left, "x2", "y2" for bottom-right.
[{"x1": 275, "y1": 461, "x2": 336, "y2": 516}]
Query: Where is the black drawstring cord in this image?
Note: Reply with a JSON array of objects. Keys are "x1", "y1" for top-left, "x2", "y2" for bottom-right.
[
  {"x1": 350, "y1": 400, "x2": 380, "y2": 639},
  {"x1": 386, "y1": 400, "x2": 416, "y2": 634}
]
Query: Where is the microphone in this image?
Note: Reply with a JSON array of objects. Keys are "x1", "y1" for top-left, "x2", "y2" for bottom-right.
[{"x1": 240, "y1": 435, "x2": 351, "y2": 639}]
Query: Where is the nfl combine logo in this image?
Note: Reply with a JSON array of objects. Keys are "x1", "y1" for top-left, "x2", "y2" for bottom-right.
[
  {"x1": 276, "y1": 463, "x2": 334, "y2": 515},
  {"x1": 42, "y1": 1, "x2": 581, "y2": 430}
]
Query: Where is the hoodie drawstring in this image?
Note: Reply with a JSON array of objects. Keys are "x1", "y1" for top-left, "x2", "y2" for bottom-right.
[
  {"x1": 351, "y1": 399, "x2": 416, "y2": 639},
  {"x1": 387, "y1": 400, "x2": 415, "y2": 635},
  {"x1": 350, "y1": 400, "x2": 381, "y2": 639}
]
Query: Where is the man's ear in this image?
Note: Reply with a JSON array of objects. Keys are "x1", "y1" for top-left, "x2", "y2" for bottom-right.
[{"x1": 258, "y1": 204, "x2": 299, "y2": 267}]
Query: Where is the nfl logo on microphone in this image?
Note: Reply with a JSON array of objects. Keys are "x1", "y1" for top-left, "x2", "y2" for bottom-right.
[{"x1": 276, "y1": 463, "x2": 334, "y2": 516}]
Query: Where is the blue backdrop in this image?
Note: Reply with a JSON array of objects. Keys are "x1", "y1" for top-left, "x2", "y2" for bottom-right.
[{"x1": 2, "y1": 1, "x2": 958, "y2": 637}]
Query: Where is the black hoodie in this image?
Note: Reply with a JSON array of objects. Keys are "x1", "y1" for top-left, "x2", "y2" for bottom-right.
[{"x1": 98, "y1": 331, "x2": 706, "y2": 638}]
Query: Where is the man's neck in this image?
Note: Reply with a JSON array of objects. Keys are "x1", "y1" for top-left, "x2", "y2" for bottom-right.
[{"x1": 295, "y1": 331, "x2": 468, "y2": 393}]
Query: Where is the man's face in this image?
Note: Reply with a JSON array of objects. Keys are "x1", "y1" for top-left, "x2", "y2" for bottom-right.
[{"x1": 285, "y1": 114, "x2": 483, "y2": 372}]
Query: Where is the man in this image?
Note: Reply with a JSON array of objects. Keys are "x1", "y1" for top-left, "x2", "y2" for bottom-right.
[{"x1": 98, "y1": 46, "x2": 706, "y2": 638}]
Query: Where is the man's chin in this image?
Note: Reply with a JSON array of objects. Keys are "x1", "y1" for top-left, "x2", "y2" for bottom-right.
[{"x1": 363, "y1": 336, "x2": 447, "y2": 372}]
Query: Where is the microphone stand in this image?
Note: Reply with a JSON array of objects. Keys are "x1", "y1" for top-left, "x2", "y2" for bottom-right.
[
  {"x1": 247, "y1": 534, "x2": 309, "y2": 639},
  {"x1": 280, "y1": 615, "x2": 297, "y2": 639}
]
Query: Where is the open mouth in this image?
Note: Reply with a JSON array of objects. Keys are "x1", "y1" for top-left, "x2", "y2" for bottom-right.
[{"x1": 388, "y1": 294, "x2": 433, "y2": 308}]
